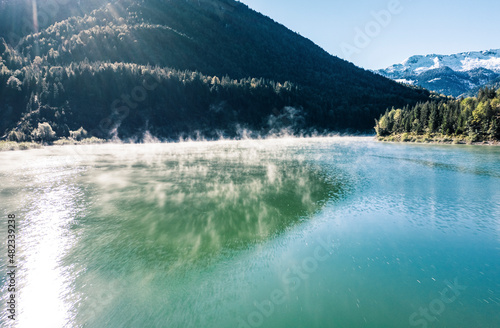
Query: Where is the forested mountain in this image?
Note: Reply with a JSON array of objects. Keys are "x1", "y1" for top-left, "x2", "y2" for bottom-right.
[
  {"x1": 375, "y1": 87, "x2": 500, "y2": 143},
  {"x1": 465, "y1": 76, "x2": 500, "y2": 97},
  {"x1": 0, "y1": 0, "x2": 105, "y2": 45},
  {"x1": 377, "y1": 50, "x2": 500, "y2": 97},
  {"x1": 0, "y1": 0, "x2": 432, "y2": 141}
]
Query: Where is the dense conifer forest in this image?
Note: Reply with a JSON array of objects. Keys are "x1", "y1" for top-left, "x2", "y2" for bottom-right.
[{"x1": 375, "y1": 87, "x2": 500, "y2": 143}]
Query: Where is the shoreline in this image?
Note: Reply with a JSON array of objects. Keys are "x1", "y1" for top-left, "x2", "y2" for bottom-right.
[
  {"x1": 2, "y1": 135, "x2": 499, "y2": 152},
  {"x1": 377, "y1": 134, "x2": 500, "y2": 146},
  {"x1": 0, "y1": 137, "x2": 106, "y2": 152},
  {"x1": 0, "y1": 134, "x2": 375, "y2": 152}
]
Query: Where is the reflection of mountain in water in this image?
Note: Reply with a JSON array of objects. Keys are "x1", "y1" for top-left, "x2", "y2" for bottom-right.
[{"x1": 68, "y1": 145, "x2": 347, "y2": 274}]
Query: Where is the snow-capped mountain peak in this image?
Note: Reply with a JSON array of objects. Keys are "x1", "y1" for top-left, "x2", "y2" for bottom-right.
[
  {"x1": 376, "y1": 49, "x2": 500, "y2": 97},
  {"x1": 383, "y1": 49, "x2": 500, "y2": 77}
]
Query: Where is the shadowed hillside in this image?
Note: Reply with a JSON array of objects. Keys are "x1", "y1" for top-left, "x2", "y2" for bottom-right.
[{"x1": 0, "y1": 0, "x2": 431, "y2": 141}]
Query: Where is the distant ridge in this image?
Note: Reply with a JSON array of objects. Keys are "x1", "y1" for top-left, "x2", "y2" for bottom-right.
[{"x1": 377, "y1": 49, "x2": 500, "y2": 97}]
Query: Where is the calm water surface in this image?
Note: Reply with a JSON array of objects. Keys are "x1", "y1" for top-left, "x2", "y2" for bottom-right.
[{"x1": 0, "y1": 137, "x2": 499, "y2": 327}]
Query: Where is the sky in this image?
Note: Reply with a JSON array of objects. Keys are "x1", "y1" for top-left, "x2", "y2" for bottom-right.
[{"x1": 238, "y1": 0, "x2": 500, "y2": 70}]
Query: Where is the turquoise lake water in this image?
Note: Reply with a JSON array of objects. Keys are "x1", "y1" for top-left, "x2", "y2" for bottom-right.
[{"x1": 1, "y1": 137, "x2": 499, "y2": 327}]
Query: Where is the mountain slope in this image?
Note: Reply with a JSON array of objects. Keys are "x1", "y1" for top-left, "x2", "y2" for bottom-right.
[
  {"x1": 466, "y1": 75, "x2": 500, "y2": 97},
  {"x1": 0, "y1": 0, "x2": 431, "y2": 141},
  {"x1": 0, "y1": 0, "x2": 106, "y2": 45},
  {"x1": 377, "y1": 49, "x2": 500, "y2": 97}
]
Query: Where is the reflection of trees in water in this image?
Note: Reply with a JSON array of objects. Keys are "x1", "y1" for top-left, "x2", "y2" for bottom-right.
[
  {"x1": 69, "y1": 150, "x2": 347, "y2": 273},
  {"x1": 135, "y1": 161, "x2": 338, "y2": 256}
]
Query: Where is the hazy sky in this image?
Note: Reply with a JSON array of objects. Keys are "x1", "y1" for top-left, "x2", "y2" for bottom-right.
[{"x1": 238, "y1": 0, "x2": 500, "y2": 70}]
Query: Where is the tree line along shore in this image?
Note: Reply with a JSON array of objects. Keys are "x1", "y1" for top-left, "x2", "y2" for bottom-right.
[{"x1": 376, "y1": 87, "x2": 500, "y2": 144}]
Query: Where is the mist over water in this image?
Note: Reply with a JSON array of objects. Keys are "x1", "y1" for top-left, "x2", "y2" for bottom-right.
[
  {"x1": 71, "y1": 141, "x2": 345, "y2": 270},
  {"x1": 1, "y1": 137, "x2": 500, "y2": 327}
]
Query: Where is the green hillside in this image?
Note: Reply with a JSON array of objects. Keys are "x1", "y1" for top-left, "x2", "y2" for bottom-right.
[
  {"x1": 0, "y1": 0, "x2": 431, "y2": 141},
  {"x1": 376, "y1": 87, "x2": 500, "y2": 143}
]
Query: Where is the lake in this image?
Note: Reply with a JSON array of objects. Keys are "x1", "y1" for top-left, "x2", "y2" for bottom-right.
[{"x1": 1, "y1": 137, "x2": 499, "y2": 327}]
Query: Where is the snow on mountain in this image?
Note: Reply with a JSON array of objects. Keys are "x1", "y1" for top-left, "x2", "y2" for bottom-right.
[
  {"x1": 395, "y1": 79, "x2": 415, "y2": 85},
  {"x1": 385, "y1": 49, "x2": 500, "y2": 76},
  {"x1": 376, "y1": 49, "x2": 500, "y2": 97}
]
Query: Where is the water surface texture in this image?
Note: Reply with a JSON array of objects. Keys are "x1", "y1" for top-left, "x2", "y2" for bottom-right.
[{"x1": 1, "y1": 137, "x2": 499, "y2": 327}]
